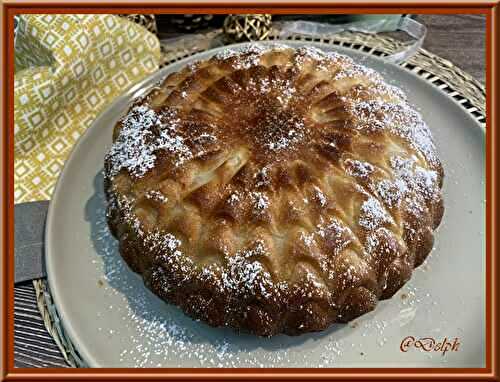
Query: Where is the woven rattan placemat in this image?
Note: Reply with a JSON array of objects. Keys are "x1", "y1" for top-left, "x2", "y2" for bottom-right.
[{"x1": 32, "y1": 31, "x2": 486, "y2": 368}]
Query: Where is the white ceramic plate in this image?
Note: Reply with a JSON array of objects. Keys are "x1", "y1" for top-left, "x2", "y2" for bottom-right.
[{"x1": 45, "y1": 42, "x2": 486, "y2": 368}]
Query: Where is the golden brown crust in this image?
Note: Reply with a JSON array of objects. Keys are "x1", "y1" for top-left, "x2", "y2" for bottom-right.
[{"x1": 104, "y1": 44, "x2": 444, "y2": 336}]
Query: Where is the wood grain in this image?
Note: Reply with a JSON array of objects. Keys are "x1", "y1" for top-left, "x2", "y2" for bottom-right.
[{"x1": 13, "y1": 14, "x2": 486, "y2": 368}]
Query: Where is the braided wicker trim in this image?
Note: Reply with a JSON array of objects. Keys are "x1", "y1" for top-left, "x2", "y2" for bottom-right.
[
  {"x1": 118, "y1": 14, "x2": 157, "y2": 36},
  {"x1": 33, "y1": 280, "x2": 85, "y2": 367},
  {"x1": 35, "y1": 31, "x2": 486, "y2": 368}
]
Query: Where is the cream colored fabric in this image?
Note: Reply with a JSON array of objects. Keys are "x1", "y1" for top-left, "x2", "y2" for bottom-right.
[{"x1": 14, "y1": 14, "x2": 160, "y2": 202}]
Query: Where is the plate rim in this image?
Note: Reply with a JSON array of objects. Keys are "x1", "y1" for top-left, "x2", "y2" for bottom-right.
[{"x1": 44, "y1": 41, "x2": 486, "y2": 368}]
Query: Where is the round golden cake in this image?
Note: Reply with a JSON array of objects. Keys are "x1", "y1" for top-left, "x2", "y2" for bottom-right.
[{"x1": 104, "y1": 45, "x2": 444, "y2": 336}]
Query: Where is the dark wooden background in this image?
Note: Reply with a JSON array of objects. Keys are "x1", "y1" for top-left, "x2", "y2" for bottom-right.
[
  {"x1": 414, "y1": 15, "x2": 485, "y2": 83},
  {"x1": 13, "y1": 14, "x2": 486, "y2": 368}
]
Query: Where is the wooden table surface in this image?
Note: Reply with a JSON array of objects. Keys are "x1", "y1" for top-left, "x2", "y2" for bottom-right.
[
  {"x1": 414, "y1": 14, "x2": 485, "y2": 83},
  {"x1": 13, "y1": 14, "x2": 486, "y2": 369}
]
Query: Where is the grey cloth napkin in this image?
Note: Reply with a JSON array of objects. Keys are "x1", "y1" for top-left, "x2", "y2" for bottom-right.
[{"x1": 15, "y1": 201, "x2": 49, "y2": 283}]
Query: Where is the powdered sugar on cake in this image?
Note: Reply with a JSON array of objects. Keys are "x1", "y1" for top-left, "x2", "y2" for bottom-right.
[
  {"x1": 105, "y1": 105, "x2": 193, "y2": 178},
  {"x1": 104, "y1": 44, "x2": 443, "y2": 338},
  {"x1": 349, "y1": 100, "x2": 439, "y2": 166},
  {"x1": 359, "y1": 197, "x2": 394, "y2": 230},
  {"x1": 344, "y1": 159, "x2": 375, "y2": 178}
]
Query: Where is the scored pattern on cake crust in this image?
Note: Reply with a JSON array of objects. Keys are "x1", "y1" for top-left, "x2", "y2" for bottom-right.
[{"x1": 104, "y1": 44, "x2": 444, "y2": 336}]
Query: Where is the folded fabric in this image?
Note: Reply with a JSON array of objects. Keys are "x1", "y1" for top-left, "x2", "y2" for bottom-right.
[{"x1": 14, "y1": 14, "x2": 160, "y2": 203}]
